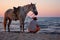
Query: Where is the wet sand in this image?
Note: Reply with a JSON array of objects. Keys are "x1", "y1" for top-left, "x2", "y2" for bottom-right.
[{"x1": 0, "y1": 32, "x2": 60, "y2": 40}]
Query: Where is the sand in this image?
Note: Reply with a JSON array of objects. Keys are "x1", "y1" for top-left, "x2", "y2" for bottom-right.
[
  {"x1": 0, "y1": 21, "x2": 60, "y2": 40},
  {"x1": 0, "y1": 32, "x2": 60, "y2": 40}
]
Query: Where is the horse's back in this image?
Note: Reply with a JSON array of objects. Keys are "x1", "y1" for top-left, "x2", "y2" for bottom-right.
[
  {"x1": 4, "y1": 9, "x2": 16, "y2": 20},
  {"x1": 5, "y1": 9, "x2": 14, "y2": 14}
]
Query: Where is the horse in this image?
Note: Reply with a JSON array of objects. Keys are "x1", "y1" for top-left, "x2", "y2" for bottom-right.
[{"x1": 3, "y1": 3, "x2": 38, "y2": 32}]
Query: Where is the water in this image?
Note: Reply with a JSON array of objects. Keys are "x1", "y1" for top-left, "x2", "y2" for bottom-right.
[
  {"x1": 0, "y1": 17, "x2": 60, "y2": 32},
  {"x1": 25, "y1": 17, "x2": 60, "y2": 28}
]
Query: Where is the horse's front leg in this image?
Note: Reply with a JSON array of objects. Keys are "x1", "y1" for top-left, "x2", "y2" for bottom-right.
[
  {"x1": 20, "y1": 22, "x2": 23, "y2": 32},
  {"x1": 20, "y1": 21, "x2": 24, "y2": 32},
  {"x1": 22, "y1": 22, "x2": 24, "y2": 32}
]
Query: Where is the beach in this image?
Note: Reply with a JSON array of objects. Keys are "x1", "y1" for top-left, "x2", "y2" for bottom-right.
[
  {"x1": 0, "y1": 32, "x2": 60, "y2": 40},
  {"x1": 0, "y1": 17, "x2": 60, "y2": 40}
]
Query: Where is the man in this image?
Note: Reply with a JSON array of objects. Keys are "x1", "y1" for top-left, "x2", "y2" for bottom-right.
[{"x1": 28, "y1": 17, "x2": 40, "y2": 33}]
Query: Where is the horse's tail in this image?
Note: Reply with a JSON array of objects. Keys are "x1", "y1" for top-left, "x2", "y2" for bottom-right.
[{"x1": 3, "y1": 13, "x2": 7, "y2": 32}]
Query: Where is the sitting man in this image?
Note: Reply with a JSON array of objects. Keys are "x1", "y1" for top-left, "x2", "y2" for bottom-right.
[{"x1": 28, "y1": 17, "x2": 40, "y2": 33}]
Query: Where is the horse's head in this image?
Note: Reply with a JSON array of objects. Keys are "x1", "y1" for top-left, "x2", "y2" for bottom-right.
[{"x1": 29, "y1": 3, "x2": 38, "y2": 15}]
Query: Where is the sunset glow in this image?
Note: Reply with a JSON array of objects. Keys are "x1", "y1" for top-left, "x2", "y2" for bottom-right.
[{"x1": 0, "y1": 0, "x2": 60, "y2": 17}]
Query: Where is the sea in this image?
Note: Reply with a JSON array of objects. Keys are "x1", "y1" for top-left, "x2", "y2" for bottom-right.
[{"x1": 0, "y1": 17, "x2": 60, "y2": 33}]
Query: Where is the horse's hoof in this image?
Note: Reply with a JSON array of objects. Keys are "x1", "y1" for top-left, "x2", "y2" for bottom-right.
[
  {"x1": 20, "y1": 31, "x2": 24, "y2": 33},
  {"x1": 8, "y1": 31, "x2": 10, "y2": 32},
  {"x1": 4, "y1": 31, "x2": 6, "y2": 32}
]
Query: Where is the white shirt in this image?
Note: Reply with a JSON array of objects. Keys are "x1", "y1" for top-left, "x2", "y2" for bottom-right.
[{"x1": 28, "y1": 20, "x2": 38, "y2": 31}]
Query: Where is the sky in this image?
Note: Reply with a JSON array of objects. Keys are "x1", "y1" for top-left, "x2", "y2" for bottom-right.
[{"x1": 0, "y1": 0, "x2": 60, "y2": 17}]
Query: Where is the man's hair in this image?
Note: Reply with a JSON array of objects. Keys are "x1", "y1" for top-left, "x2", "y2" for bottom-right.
[{"x1": 33, "y1": 17, "x2": 37, "y2": 20}]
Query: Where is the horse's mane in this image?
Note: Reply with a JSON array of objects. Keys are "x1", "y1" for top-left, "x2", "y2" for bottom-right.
[
  {"x1": 23, "y1": 4, "x2": 30, "y2": 7},
  {"x1": 22, "y1": 3, "x2": 34, "y2": 8}
]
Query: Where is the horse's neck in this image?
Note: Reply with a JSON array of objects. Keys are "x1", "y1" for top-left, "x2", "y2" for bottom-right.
[{"x1": 23, "y1": 5, "x2": 30, "y2": 14}]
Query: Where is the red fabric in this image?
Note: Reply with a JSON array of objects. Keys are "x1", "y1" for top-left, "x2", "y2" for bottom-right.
[
  {"x1": 35, "y1": 26, "x2": 40, "y2": 32},
  {"x1": 28, "y1": 25, "x2": 40, "y2": 33}
]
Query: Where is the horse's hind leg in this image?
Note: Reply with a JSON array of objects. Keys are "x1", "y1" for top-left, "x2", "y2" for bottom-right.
[
  {"x1": 4, "y1": 18, "x2": 7, "y2": 32},
  {"x1": 8, "y1": 19, "x2": 11, "y2": 32}
]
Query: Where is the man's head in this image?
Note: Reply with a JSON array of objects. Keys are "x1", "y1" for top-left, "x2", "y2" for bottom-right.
[{"x1": 32, "y1": 17, "x2": 37, "y2": 20}]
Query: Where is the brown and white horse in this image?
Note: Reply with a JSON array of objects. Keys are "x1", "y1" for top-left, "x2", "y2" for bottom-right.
[{"x1": 4, "y1": 3, "x2": 38, "y2": 32}]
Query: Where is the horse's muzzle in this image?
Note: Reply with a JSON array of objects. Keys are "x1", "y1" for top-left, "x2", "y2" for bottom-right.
[{"x1": 34, "y1": 11, "x2": 38, "y2": 15}]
